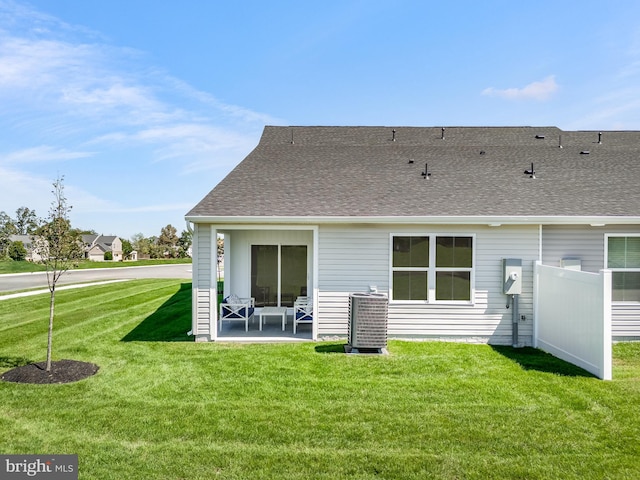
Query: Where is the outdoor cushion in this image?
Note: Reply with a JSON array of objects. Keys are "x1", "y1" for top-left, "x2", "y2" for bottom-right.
[{"x1": 222, "y1": 305, "x2": 254, "y2": 318}]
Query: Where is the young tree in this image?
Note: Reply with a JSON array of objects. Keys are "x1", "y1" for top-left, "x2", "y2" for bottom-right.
[{"x1": 34, "y1": 176, "x2": 84, "y2": 372}]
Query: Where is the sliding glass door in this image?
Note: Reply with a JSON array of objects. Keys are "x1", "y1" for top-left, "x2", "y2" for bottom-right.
[{"x1": 251, "y1": 245, "x2": 307, "y2": 307}]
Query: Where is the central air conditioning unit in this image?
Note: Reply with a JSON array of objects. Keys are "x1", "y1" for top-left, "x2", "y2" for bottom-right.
[{"x1": 348, "y1": 293, "x2": 389, "y2": 353}]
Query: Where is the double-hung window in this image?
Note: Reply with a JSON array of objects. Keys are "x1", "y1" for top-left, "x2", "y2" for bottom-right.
[
  {"x1": 391, "y1": 234, "x2": 474, "y2": 303},
  {"x1": 392, "y1": 236, "x2": 429, "y2": 301},
  {"x1": 606, "y1": 235, "x2": 640, "y2": 302}
]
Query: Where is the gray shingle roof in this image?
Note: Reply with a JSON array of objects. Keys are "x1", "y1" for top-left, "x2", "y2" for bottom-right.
[{"x1": 186, "y1": 126, "x2": 640, "y2": 219}]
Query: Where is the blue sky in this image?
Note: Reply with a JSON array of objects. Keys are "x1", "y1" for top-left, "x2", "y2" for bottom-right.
[{"x1": 2, "y1": 0, "x2": 640, "y2": 238}]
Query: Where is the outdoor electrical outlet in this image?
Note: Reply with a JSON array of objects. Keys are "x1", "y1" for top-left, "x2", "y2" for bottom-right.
[{"x1": 521, "y1": 315, "x2": 526, "y2": 321}]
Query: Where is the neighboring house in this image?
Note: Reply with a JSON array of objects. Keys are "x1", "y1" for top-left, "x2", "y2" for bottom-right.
[
  {"x1": 185, "y1": 126, "x2": 640, "y2": 345},
  {"x1": 8, "y1": 234, "x2": 44, "y2": 262},
  {"x1": 82, "y1": 235, "x2": 123, "y2": 261}
]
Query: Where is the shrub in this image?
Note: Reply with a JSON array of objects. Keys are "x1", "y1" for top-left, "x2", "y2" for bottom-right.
[{"x1": 8, "y1": 241, "x2": 27, "y2": 261}]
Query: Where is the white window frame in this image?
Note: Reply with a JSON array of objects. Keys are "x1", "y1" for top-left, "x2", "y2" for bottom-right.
[
  {"x1": 389, "y1": 233, "x2": 475, "y2": 305},
  {"x1": 605, "y1": 233, "x2": 640, "y2": 304}
]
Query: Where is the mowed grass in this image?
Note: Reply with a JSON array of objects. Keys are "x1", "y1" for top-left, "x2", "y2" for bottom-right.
[{"x1": 0, "y1": 279, "x2": 639, "y2": 479}]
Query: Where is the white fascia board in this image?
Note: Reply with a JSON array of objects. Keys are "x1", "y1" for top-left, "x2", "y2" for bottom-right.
[{"x1": 185, "y1": 215, "x2": 640, "y2": 226}]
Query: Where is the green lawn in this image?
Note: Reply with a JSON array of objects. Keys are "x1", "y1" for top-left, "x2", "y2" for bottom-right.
[
  {"x1": 0, "y1": 258, "x2": 191, "y2": 274},
  {"x1": 0, "y1": 279, "x2": 639, "y2": 479}
]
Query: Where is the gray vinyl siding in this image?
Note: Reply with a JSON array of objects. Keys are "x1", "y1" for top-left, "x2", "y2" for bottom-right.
[
  {"x1": 317, "y1": 224, "x2": 539, "y2": 345},
  {"x1": 317, "y1": 226, "x2": 390, "y2": 337},
  {"x1": 542, "y1": 224, "x2": 640, "y2": 338},
  {"x1": 193, "y1": 224, "x2": 212, "y2": 337}
]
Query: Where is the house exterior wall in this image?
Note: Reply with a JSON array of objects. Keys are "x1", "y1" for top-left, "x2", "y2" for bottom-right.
[
  {"x1": 191, "y1": 221, "x2": 640, "y2": 343},
  {"x1": 317, "y1": 224, "x2": 540, "y2": 346},
  {"x1": 542, "y1": 224, "x2": 640, "y2": 339},
  {"x1": 111, "y1": 237, "x2": 123, "y2": 261}
]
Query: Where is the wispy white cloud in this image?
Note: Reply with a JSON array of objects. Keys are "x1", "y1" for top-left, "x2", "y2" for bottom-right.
[
  {"x1": 565, "y1": 86, "x2": 640, "y2": 130},
  {"x1": 91, "y1": 123, "x2": 258, "y2": 172},
  {"x1": 0, "y1": 0, "x2": 272, "y2": 236},
  {"x1": 0, "y1": 0, "x2": 271, "y2": 163},
  {"x1": 482, "y1": 75, "x2": 559, "y2": 101},
  {"x1": 168, "y1": 77, "x2": 280, "y2": 125},
  {"x1": 2, "y1": 145, "x2": 93, "y2": 164},
  {"x1": 0, "y1": 166, "x2": 114, "y2": 218},
  {"x1": 0, "y1": 166, "x2": 52, "y2": 215}
]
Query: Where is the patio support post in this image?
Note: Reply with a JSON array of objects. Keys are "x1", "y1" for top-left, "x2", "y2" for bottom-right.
[{"x1": 210, "y1": 226, "x2": 218, "y2": 341}]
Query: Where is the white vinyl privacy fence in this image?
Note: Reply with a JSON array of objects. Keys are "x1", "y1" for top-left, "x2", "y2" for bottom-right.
[{"x1": 534, "y1": 262, "x2": 612, "y2": 380}]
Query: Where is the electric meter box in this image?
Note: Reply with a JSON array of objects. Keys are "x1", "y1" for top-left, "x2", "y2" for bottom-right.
[{"x1": 503, "y1": 258, "x2": 522, "y2": 295}]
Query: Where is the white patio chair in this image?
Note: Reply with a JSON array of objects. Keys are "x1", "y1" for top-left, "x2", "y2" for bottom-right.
[
  {"x1": 219, "y1": 294, "x2": 255, "y2": 331},
  {"x1": 293, "y1": 296, "x2": 313, "y2": 334}
]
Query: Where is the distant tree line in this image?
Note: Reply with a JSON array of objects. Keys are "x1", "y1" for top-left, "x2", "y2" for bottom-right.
[
  {"x1": 0, "y1": 205, "x2": 192, "y2": 261},
  {"x1": 130, "y1": 225, "x2": 192, "y2": 259}
]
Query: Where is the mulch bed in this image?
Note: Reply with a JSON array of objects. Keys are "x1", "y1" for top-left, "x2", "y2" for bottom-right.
[{"x1": 1, "y1": 359, "x2": 99, "y2": 384}]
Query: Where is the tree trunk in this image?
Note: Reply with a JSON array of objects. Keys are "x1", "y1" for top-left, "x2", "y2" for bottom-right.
[{"x1": 46, "y1": 286, "x2": 55, "y2": 372}]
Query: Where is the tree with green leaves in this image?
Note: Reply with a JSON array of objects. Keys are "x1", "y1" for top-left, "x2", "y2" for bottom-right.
[
  {"x1": 121, "y1": 239, "x2": 133, "y2": 260},
  {"x1": 217, "y1": 234, "x2": 224, "y2": 281},
  {"x1": 34, "y1": 176, "x2": 84, "y2": 372},
  {"x1": 131, "y1": 233, "x2": 151, "y2": 257},
  {"x1": 0, "y1": 211, "x2": 17, "y2": 258},
  {"x1": 177, "y1": 229, "x2": 192, "y2": 258},
  {"x1": 7, "y1": 240, "x2": 27, "y2": 261},
  {"x1": 158, "y1": 224, "x2": 179, "y2": 258},
  {"x1": 13, "y1": 206, "x2": 38, "y2": 235}
]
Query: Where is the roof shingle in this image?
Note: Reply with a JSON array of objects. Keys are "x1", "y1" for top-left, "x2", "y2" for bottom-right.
[{"x1": 186, "y1": 126, "x2": 640, "y2": 219}]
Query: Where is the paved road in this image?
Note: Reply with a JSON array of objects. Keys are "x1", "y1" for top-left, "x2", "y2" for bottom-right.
[{"x1": 0, "y1": 264, "x2": 193, "y2": 293}]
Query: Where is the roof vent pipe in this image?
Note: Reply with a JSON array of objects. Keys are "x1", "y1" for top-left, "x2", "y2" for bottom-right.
[
  {"x1": 290, "y1": 130, "x2": 294, "y2": 145},
  {"x1": 598, "y1": 132, "x2": 602, "y2": 144},
  {"x1": 559, "y1": 134, "x2": 563, "y2": 149},
  {"x1": 422, "y1": 163, "x2": 431, "y2": 179},
  {"x1": 524, "y1": 162, "x2": 535, "y2": 179},
  {"x1": 441, "y1": 127, "x2": 445, "y2": 140},
  {"x1": 392, "y1": 129, "x2": 396, "y2": 142}
]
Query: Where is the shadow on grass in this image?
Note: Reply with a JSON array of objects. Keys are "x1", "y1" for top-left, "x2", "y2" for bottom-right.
[
  {"x1": 121, "y1": 283, "x2": 192, "y2": 342},
  {"x1": 491, "y1": 346, "x2": 596, "y2": 378},
  {"x1": 314, "y1": 343, "x2": 347, "y2": 354}
]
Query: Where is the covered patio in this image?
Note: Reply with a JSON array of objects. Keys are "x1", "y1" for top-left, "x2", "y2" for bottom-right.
[
  {"x1": 217, "y1": 309, "x2": 313, "y2": 342},
  {"x1": 204, "y1": 225, "x2": 318, "y2": 342}
]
